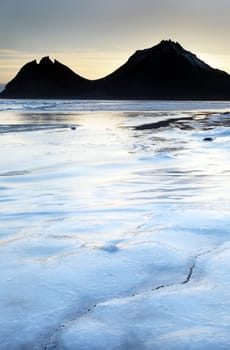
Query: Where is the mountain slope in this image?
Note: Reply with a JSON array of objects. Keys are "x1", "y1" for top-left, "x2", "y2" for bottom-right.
[
  {"x1": 0, "y1": 57, "x2": 93, "y2": 98},
  {"x1": 1, "y1": 40, "x2": 230, "y2": 99},
  {"x1": 96, "y1": 40, "x2": 230, "y2": 99}
]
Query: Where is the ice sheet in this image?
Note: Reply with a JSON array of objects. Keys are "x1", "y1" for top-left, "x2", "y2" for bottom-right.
[{"x1": 0, "y1": 100, "x2": 230, "y2": 349}]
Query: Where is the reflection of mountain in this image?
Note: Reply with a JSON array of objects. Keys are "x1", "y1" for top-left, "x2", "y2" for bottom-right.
[{"x1": 1, "y1": 40, "x2": 230, "y2": 99}]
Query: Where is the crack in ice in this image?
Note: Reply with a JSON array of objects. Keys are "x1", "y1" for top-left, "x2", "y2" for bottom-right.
[
  {"x1": 182, "y1": 260, "x2": 196, "y2": 284},
  {"x1": 40, "y1": 245, "x2": 221, "y2": 350},
  {"x1": 41, "y1": 255, "x2": 200, "y2": 350}
]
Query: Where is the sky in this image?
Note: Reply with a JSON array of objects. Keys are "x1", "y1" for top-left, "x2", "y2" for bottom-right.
[{"x1": 1, "y1": 0, "x2": 230, "y2": 85}]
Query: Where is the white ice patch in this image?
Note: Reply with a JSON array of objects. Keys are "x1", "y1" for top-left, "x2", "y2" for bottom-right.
[{"x1": 0, "y1": 102, "x2": 230, "y2": 349}]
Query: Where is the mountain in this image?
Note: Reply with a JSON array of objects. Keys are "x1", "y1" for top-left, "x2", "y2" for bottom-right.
[
  {"x1": 0, "y1": 84, "x2": 5, "y2": 93},
  {"x1": 0, "y1": 57, "x2": 93, "y2": 99},
  {"x1": 96, "y1": 40, "x2": 230, "y2": 99},
  {"x1": 1, "y1": 40, "x2": 230, "y2": 99}
]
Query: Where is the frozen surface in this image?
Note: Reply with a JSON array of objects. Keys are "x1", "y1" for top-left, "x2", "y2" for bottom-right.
[{"x1": 0, "y1": 100, "x2": 230, "y2": 349}]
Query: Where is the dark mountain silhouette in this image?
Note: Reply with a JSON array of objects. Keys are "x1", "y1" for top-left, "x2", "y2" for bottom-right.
[
  {"x1": 0, "y1": 57, "x2": 93, "y2": 99},
  {"x1": 96, "y1": 40, "x2": 230, "y2": 99},
  {"x1": 1, "y1": 40, "x2": 230, "y2": 99}
]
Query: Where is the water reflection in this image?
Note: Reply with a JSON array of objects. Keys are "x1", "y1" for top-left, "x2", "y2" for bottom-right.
[{"x1": 0, "y1": 108, "x2": 229, "y2": 250}]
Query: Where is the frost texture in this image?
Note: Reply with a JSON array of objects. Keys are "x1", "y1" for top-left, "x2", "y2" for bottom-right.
[{"x1": 0, "y1": 100, "x2": 230, "y2": 349}]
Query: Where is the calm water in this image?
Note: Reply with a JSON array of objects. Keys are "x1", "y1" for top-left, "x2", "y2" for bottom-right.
[{"x1": 0, "y1": 100, "x2": 230, "y2": 349}]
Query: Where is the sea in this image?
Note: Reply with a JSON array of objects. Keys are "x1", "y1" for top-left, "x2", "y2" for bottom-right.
[{"x1": 0, "y1": 99, "x2": 230, "y2": 350}]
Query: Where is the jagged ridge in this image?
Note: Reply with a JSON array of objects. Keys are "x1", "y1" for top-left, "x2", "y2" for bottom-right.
[
  {"x1": 0, "y1": 56, "x2": 92, "y2": 99},
  {"x1": 1, "y1": 40, "x2": 230, "y2": 99}
]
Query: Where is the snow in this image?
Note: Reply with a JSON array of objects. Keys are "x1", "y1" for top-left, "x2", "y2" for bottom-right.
[
  {"x1": 181, "y1": 51, "x2": 211, "y2": 70},
  {"x1": 0, "y1": 101, "x2": 230, "y2": 349}
]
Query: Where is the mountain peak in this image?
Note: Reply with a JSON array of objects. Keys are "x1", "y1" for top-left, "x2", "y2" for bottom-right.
[
  {"x1": 157, "y1": 39, "x2": 186, "y2": 54},
  {"x1": 128, "y1": 39, "x2": 212, "y2": 71},
  {"x1": 39, "y1": 56, "x2": 53, "y2": 65},
  {"x1": 1, "y1": 40, "x2": 230, "y2": 99},
  {"x1": 159, "y1": 39, "x2": 183, "y2": 48},
  {"x1": 129, "y1": 39, "x2": 184, "y2": 64}
]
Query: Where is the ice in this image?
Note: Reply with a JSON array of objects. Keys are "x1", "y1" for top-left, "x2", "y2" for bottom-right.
[
  {"x1": 0, "y1": 100, "x2": 230, "y2": 349},
  {"x1": 56, "y1": 245, "x2": 230, "y2": 350},
  {"x1": 0, "y1": 98, "x2": 230, "y2": 112}
]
